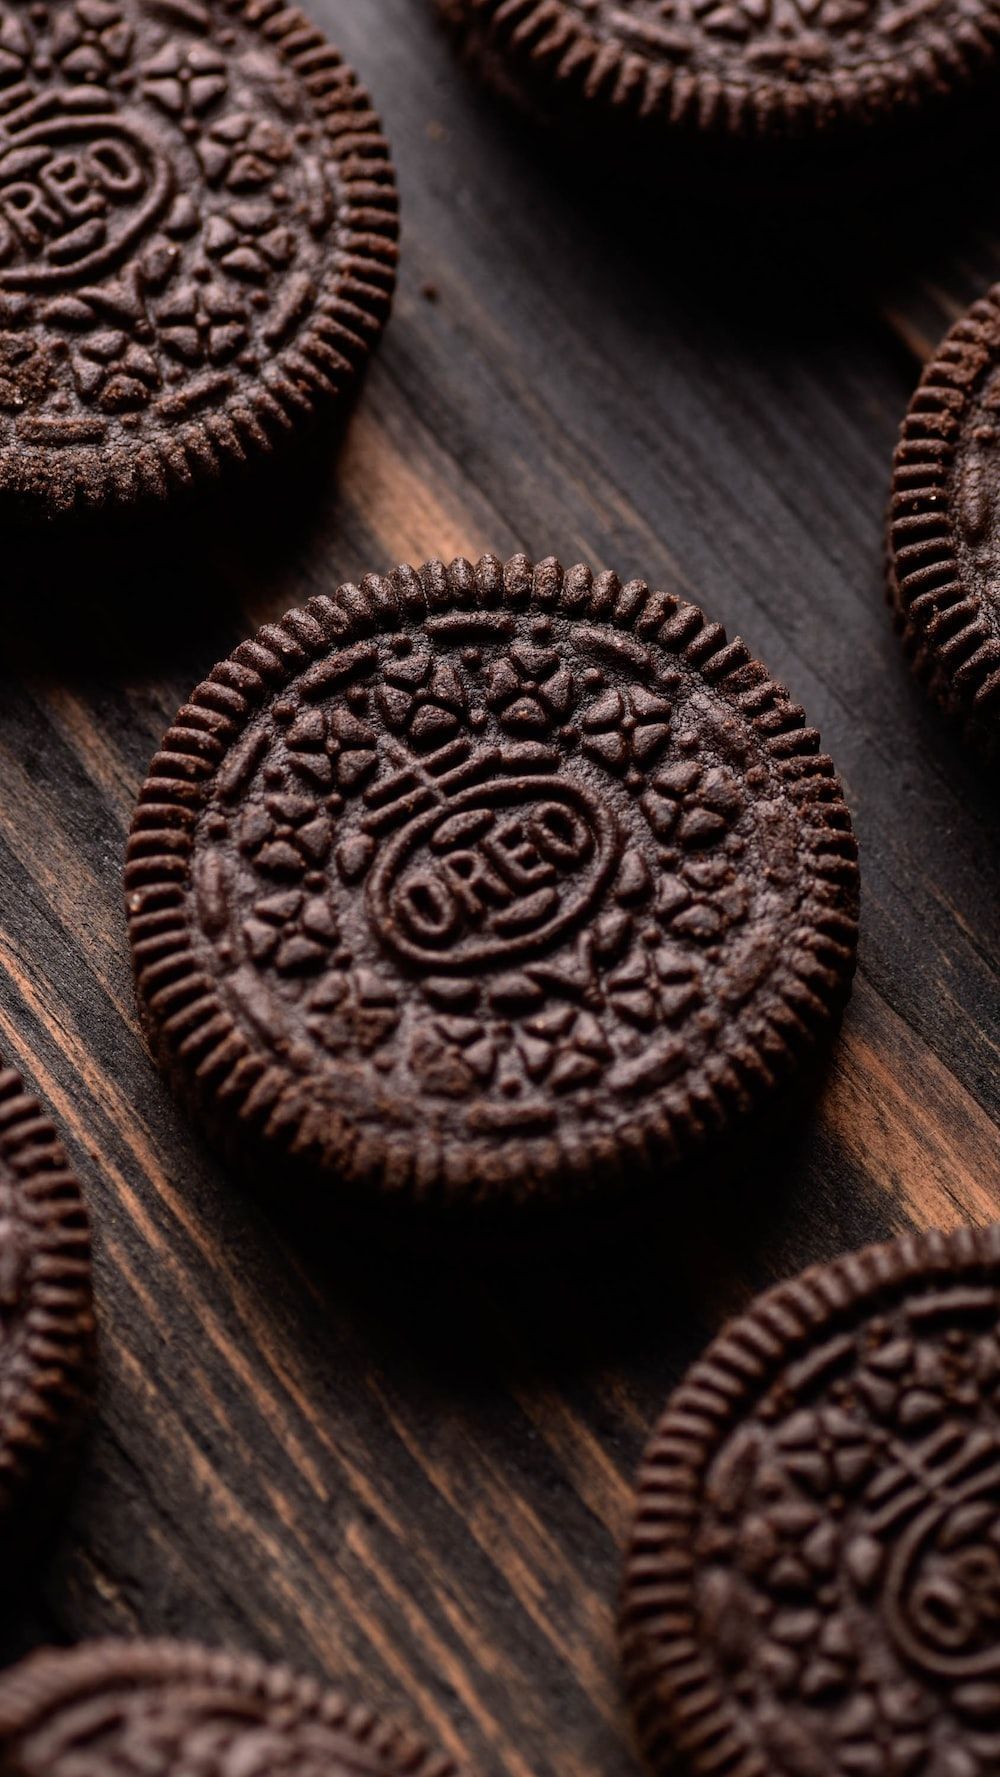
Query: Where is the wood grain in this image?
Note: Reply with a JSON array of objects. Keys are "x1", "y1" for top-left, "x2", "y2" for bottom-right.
[{"x1": 0, "y1": 8, "x2": 996, "y2": 1777}]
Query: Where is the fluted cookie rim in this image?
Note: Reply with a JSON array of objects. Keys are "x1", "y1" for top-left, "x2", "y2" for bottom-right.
[
  {"x1": 125, "y1": 552, "x2": 859, "y2": 1214},
  {"x1": 0, "y1": 1066, "x2": 94, "y2": 1521},
  {"x1": 619, "y1": 1220, "x2": 1000, "y2": 1777},
  {"x1": 0, "y1": 0, "x2": 398, "y2": 520},
  {"x1": 438, "y1": 0, "x2": 1000, "y2": 140},
  {"x1": 888, "y1": 286, "x2": 1000, "y2": 750},
  {"x1": 0, "y1": 1638, "x2": 461, "y2": 1774}
]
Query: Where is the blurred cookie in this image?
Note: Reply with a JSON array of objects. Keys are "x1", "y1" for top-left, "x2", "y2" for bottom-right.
[
  {"x1": 437, "y1": 0, "x2": 1000, "y2": 140},
  {"x1": 622, "y1": 1222, "x2": 1000, "y2": 1776},
  {"x1": 889, "y1": 287, "x2": 1000, "y2": 754},
  {"x1": 0, "y1": 0, "x2": 397, "y2": 518},
  {"x1": 0, "y1": 1640, "x2": 461, "y2": 1776},
  {"x1": 0, "y1": 1064, "x2": 93, "y2": 1539}
]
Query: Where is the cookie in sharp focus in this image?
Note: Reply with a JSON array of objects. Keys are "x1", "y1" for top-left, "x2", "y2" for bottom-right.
[
  {"x1": 0, "y1": 0, "x2": 397, "y2": 521},
  {"x1": 888, "y1": 287, "x2": 1000, "y2": 756},
  {"x1": 621, "y1": 1222, "x2": 1000, "y2": 1777},
  {"x1": 435, "y1": 0, "x2": 1000, "y2": 140},
  {"x1": 126, "y1": 554, "x2": 858, "y2": 1215},
  {"x1": 0, "y1": 1640, "x2": 464, "y2": 1775},
  {"x1": 0, "y1": 1065, "x2": 93, "y2": 1538}
]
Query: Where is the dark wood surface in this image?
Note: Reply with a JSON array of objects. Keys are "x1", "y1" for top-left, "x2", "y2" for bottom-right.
[{"x1": 0, "y1": 8, "x2": 997, "y2": 1775}]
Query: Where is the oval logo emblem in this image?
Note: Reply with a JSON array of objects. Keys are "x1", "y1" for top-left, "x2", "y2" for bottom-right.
[
  {"x1": 0, "y1": 114, "x2": 173, "y2": 290},
  {"x1": 368, "y1": 776, "x2": 618, "y2": 973}
]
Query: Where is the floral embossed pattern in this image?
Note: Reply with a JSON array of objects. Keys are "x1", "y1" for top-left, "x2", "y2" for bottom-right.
[
  {"x1": 441, "y1": 0, "x2": 1000, "y2": 136},
  {"x1": 0, "y1": 1641, "x2": 463, "y2": 1777},
  {"x1": 622, "y1": 1225, "x2": 1000, "y2": 1777},
  {"x1": 126, "y1": 554, "x2": 858, "y2": 1211},
  {"x1": 0, "y1": 0, "x2": 396, "y2": 515},
  {"x1": 572, "y1": 0, "x2": 981, "y2": 76}
]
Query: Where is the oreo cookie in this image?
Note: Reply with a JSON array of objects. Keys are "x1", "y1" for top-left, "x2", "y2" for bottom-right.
[
  {"x1": 127, "y1": 554, "x2": 858, "y2": 1214},
  {"x1": 437, "y1": 0, "x2": 1000, "y2": 141},
  {"x1": 621, "y1": 1223, "x2": 1000, "y2": 1777},
  {"x1": 0, "y1": 0, "x2": 397, "y2": 519},
  {"x1": 0, "y1": 1640, "x2": 462, "y2": 1775},
  {"x1": 888, "y1": 288, "x2": 1000, "y2": 756},
  {"x1": 0, "y1": 1064, "x2": 93, "y2": 1539}
]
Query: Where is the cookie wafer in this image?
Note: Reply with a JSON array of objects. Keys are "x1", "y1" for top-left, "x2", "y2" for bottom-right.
[
  {"x1": 889, "y1": 287, "x2": 1000, "y2": 755},
  {"x1": 127, "y1": 553, "x2": 858, "y2": 1214},
  {"x1": 0, "y1": 1640, "x2": 462, "y2": 1776},
  {"x1": 436, "y1": 0, "x2": 1000, "y2": 142},
  {"x1": 0, "y1": 0, "x2": 397, "y2": 519},
  {"x1": 0, "y1": 1064, "x2": 93, "y2": 1541},
  {"x1": 622, "y1": 1222, "x2": 1000, "y2": 1777}
]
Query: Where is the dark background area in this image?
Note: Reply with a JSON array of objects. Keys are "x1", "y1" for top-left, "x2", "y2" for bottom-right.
[{"x1": 0, "y1": 6, "x2": 997, "y2": 1774}]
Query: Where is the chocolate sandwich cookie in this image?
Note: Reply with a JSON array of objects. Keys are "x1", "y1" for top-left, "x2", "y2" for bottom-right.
[
  {"x1": 0, "y1": 1640, "x2": 464, "y2": 1775},
  {"x1": 437, "y1": 0, "x2": 1000, "y2": 141},
  {"x1": 888, "y1": 288, "x2": 1000, "y2": 756},
  {"x1": 621, "y1": 1222, "x2": 1000, "y2": 1777},
  {"x1": 0, "y1": 0, "x2": 397, "y2": 520},
  {"x1": 0, "y1": 1065, "x2": 93, "y2": 1538},
  {"x1": 127, "y1": 554, "x2": 858, "y2": 1214}
]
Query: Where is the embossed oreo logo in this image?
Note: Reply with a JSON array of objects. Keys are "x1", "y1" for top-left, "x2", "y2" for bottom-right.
[
  {"x1": 369, "y1": 777, "x2": 618, "y2": 971},
  {"x1": 0, "y1": 116, "x2": 172, "y2": 289},
  {"x1": 887, "y1": 1489, "x2": 1000, "y2": 1683}
]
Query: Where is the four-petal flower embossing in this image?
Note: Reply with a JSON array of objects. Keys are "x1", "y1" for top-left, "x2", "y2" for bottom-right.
[
  {"x1": 306, "y1": 968, "x2": 400, "y2": 1057},
  {"x1": 52, "y1": 0, "x2": 132, "y2": 82},
  {"x1": 154, "y1": 281, "x2": 248, "y2": 366},
  {"x1": 376, "y1": 638, "x2": 468, "y2": 748},
  {"x1": 242, "y1": 888, "x2": 338, "y2": 977},
  {"x1": 580, "y1": 683, "x2": 672, "y2": 772},
  {"x1": 642, "y1": 759, "x2": 744, "y2": 848},
  {"x1": 73, "y1": 325, "x2": 159, "y2": 410},
  {"x1": 281, "y1": 704, "x2": 379, "y2": 793},
  {"x1": 485, "y1": 641, "x2": 574, "y2": 735},
  {"x1": 238, "y1": 793, "x2": 331, "y2": 881},
  {"x1": 141, "y1": 39, "x2": 226, "y2": 116}
]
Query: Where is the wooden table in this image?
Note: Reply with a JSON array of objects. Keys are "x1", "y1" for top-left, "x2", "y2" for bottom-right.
[{"x1": 0, "y1": 8, "x2": 996, "y2": 1774}]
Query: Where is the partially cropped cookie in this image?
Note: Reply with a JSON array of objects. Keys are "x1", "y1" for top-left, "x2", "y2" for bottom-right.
[
  {"x1": 621, "y1": 1222, "x2": 1000, "y2": 1777},
  {"x1": 0, "y1": 1640, "x2": 462, "y2": 1775},
  {"x1": 0, "y1": 1065, "x2": 93, "y2": 1539},
  {"x1": 127, "y1": 555, "x2": 857, "y2": 1213},
  {"x1": 0, "y1": 0, "x2": 397, "y2": 519},
  {"x1": 888, "y1": 288, "x2": 1000, "y2": 755},
  {"x1": 437, "y1": 0, "x2": 1000, "y2": 139}
]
